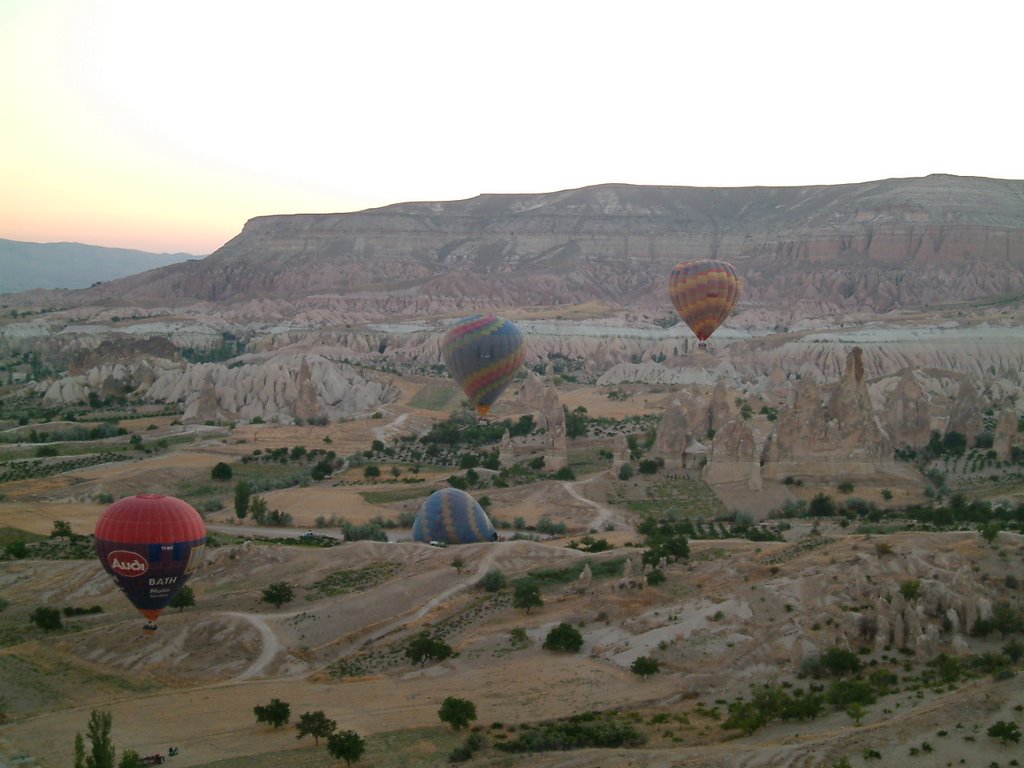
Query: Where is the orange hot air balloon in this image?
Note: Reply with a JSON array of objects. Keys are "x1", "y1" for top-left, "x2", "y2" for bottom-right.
[{"x1": 668, "y1": 259, "x2": 741, "y2": 347}]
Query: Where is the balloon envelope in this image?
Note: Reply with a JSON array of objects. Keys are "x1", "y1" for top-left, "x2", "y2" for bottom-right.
[
  {"x1": 441, "y1": 314, "x2": 526, "y2": 417},
  {"x1": 95, "y1": 494, "x2": 206, "y2": 625},
  {"x1": 668, "y1": 260, "x2": 741, "y2": 343},
  {"x1": 412, "y1": 488, "x2": 497, "y2": 545}
]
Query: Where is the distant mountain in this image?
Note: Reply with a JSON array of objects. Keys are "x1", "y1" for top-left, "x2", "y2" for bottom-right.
[
  {"x1": 30, "y1": 175, "x2": 1024, "y2": 318},
  {"x1": 0, "y1": 238, "x2": 199, "y2": 293}
]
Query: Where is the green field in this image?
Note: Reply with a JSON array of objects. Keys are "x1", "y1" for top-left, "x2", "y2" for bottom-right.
[{"x1": 407, "y1": 382, "x2": 458, "y2": 411}]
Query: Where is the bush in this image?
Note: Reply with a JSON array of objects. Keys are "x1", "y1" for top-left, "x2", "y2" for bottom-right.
[
  {"x1": 438, "y1": 697, "x2": 477, "y2": 730},
  {"x1": 30, "y1": 606, "x2": 62, "y2": 631},
  {"x1": 253, "y1": 698, "x2": 290, "y2": 728},
  {"x1": 481, "y1": 568, "x2": 507, "y2": 592},
  {"x1": 211, "y1": 461, "x2": 233, "y2": 481},
  {"x1": 261, "y1": 582, "x2": 295, "y2": 608},
  {"x1": 543, "y1": 622, "x2": 583, "y2": 653},
  {"x1": 618, "y1": 463, "x2": 635, "y2": 480}
]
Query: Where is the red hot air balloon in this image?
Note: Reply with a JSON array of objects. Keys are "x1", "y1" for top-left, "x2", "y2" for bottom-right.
[
  {"x1": 94, "y1": 494, "x2": 206, "y2": 632},
  {"x1": 668, "y1": 259, "x2": 741, "y2": 348}
]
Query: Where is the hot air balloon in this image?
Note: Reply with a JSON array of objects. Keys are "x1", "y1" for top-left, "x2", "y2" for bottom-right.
[
  {"x1": 412, "y1": 488, "x2": 497, "y2": 545},
  {"x1": 441, "y1": 314, "x2": 526, "y2": 418},
  {"x1": 94, "y1": 494, "x2": 206, "y2": 632},
  {"x1": 668, "y1": 259, "x2": 741, "y2": 348}
]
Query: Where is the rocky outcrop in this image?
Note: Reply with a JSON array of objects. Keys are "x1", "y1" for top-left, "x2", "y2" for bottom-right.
[
  {"x1": 993, "y1": 408, "x2": 1019, "y2": 460},
  {"x1": 947, "y1": 380, "x2": 985, "y2": 443},
  {"x1": 653, "y1": 400, "x2": 690, "y2": 469},
  {"x1": 703, "y1": 418, "x2": 762, "y2": 490},
  {"x1": 825, "y1": 347, "x2": 892, "y2": 460},
  {"x1": 143, "y1": 353, "x2": 399, "y2": 423},
  {"x1": 884, "y1": 369, "x2": 932, "y2": 449}
]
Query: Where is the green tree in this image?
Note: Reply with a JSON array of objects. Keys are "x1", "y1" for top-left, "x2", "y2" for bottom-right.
[
  {"x1": 74, "y1": 733, "x2": 86, "y2": 768},
  {"x1": 481, "y1": 568, "x2": 506, "y2": 592},
  {"x1": 253, "y1": 698, "x2": 291, "y2": 728},
  {"x1": 846, "y1": 702, "x2": 866, "y2": 725},
  {"x1": 809, "y1": 493, "x2": 836, "y2": 517},
  {"x1": 513, "y1": 581, "x2": 543, "y2": 614},
  {"x1": 84, "y1": 709, "x2": 115, "y2": 768},
  {"x1": 169, "y1": 585, "x2": 195, "y2": 613},
  {"x1": 234, "y1": 481, "x2": 252, "y2": 521},
  {"x1": 438, "y1": 696, "x2": 477, "y2": 730},
  {"x1": 117, "y1": 749, "x2": 144, "y2": 768},
  {"x1": 261, "y1": 582, "x2": 294, "y2": 608},
  {"x1": 899, "y1": 579, "x2": 922, "y2": 601},
  {"x1": 30, "y1": 606, "x2": 62, "y2": 632},
  {"x1": 327, "y1": 729, "x2": 365, "y2": 767},
  {"x1": 990, "y1": 601, "x2": 1023, "y2": 638},
  {"x1": 363, "y1": 464, "x2": 381, "y2": 480},
  {"x1": 819, "y1": 647, "x2": 861, "y2": 677},
  {"x1": 630, "y1": 656, "x2": 660, "y2": 678},
  {"x1": 249, "y1": 495, "x2": 269, "y2": 523},
  {"x1": 987, "y1": 720, "x2": 1021, "y2": 744},
  {"x1": 211, "y1": 461, "x2": 233, "y2": 481},
  {"x1": 51, "y1": 519, "x2": 73, "y2": 540},
  {"x1": 543, "y1": 622, "x2": 584, "y2": 652},
  {"x1": 295, "y1": 710, "x2": 336, "y2": 745},
  {"x1": 451, "y1": 555, "x2": 466, "y2": 575},
  {"x1": 404, "y1": 630, "x2": 452, "y2": 668}
]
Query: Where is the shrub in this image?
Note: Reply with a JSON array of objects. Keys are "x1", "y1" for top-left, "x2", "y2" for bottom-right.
[
  {"x1": 543, "y1": 622, "x2": 583, "y2": 653},
  {"x1": 210, "y1": 461, "x2": 233, "y2": 481},
  {"x1": 481, "y1": 568, "x2": 507, "y2": 592},
  {"x1": 30, "y1": 606, "x2": 62, "y2": 631}
]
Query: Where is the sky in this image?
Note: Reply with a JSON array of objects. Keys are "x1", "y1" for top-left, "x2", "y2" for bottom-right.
[{"x1": 2, "y1": 0, "x2": 1022, "y2": 255}]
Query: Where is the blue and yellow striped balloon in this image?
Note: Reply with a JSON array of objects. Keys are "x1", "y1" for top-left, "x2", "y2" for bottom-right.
[
  {"x1": 412, "y1": 488, "x2": 497, "y2": 545},
  {"x1": 441, "y1": 314, "x2": 526, "y2": 417}
]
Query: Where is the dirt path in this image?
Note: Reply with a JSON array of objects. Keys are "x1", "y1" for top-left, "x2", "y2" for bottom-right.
[
  {"x1": 220, "y1": 612, "x2": 287, "y2": 682},
  {"x1": 373, "y1": 412, "x2": 408, "y2": 441},
  {"x1": 562, "y1": 478, "x2": 633, "y2": 534}
]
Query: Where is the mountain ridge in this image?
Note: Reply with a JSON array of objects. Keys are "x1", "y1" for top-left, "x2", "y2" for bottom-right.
[
  {"x1": 0, "y1": 238, "x2": 198, "y2": 294},
  {"x1": 14, "y1": 175, "x2": 1024, "y2": 319}
]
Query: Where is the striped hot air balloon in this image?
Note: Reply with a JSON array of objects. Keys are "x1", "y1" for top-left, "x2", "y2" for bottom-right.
[
  {"x1": 94, "y1": 494, "x2": 206, "y2": 632},
  {"x1": 412, "y1": 488, "x2": 497, "y2": 545},
  {"x1": 441, "y1": 314, "x2": 526, "y2": 418},
  {"x1": 668, "y1": 259, "x2": 741, "y2": 346}
]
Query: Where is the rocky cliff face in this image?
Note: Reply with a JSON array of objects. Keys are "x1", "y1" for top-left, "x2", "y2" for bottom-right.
[{"x1": 65, "y1": 176, "x2": 1024, "y2": 320}]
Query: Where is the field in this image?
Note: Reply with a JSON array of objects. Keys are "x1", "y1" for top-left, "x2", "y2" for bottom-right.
[{"x1": 1, "y1": 380, "x2": 1023, "y2": 768}]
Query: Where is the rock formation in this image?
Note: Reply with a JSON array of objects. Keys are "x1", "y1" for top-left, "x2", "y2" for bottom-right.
[
  {"x1": 883, "y1": 369, "x2": 932, "y2": 449},
  {"x1": 653, "y1": 400, "x2": 690, "y2": 469},
  {"x1": 703, "y1": 418, "x2": 762, "y2": 490}
]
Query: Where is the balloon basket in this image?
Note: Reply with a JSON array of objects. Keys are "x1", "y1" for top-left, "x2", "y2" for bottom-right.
[{"x1": 143, "y1": 623, "x2": 158, "y2": 634}]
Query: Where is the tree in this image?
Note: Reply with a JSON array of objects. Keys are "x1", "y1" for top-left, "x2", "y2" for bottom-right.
[
  {"x1": 169, "y1": 585, "x2": 195, "y2": 613},
  {"x1": 363, "y1": 464, "x2": 381, "y2": 480},
  {"x1": 451, "y1": 555, "x2": 466, "y2": 575},
  {"x1": 249, "y1": 495, "x2": 269, "y2": 523},
  {"x1": 438, "y1": 697, "x2": 477, "y2": 730},
  {"x1": 261, "y1": 582, "x2": 294, "y2": 608},
  {"x1": 74, "y1": 733, "x2": 86, "y2": 768},
  {"x1": 513, "y1": 580, "x2": 543, "y2": 614},
  {"x1": 295, "y1": 710, "x2": 336, "y2": 745},
  {"x1": 990, "y1": 601, "x2": 1023, "y2": 638},
  {"x1": 987, "y1": 720, "x2": 1021, "y2": 744},
  {"x1": 51, "y1": 519, "x2": 73, "y2": 540},
  {"x1": 899, "y1": 579, "x2": 922, "y2": 601},
  {"x1": 30, "y1": 606, "x2": 62, "y2": 632},
  {"x1": 404, "y1": 630, "x2": 452, "y2": 668},
  {"x1": 543, "y1": 622, "x2": 584, "y2": 653},
  {"x1": 253, "y1": 698, "x2": 291, "y2": 728},
  {"x1": 481, "y1": 568, "x2": 506, "y2": 592},
  {"x1": 211, "y1": 461, "x2": 233, "y2": 481},
  {"x1": 117, "y1": 750, "x2": 144, "y2": 768},
  {"x1": 84, "y1": 709, "x2": 115, "y2": 768},
  {"x1": 234, "y1": 481, "x2": 252, "y2": 520},
  {"x1": 630, "y1": 656, "x2": 660, "y2": 678},
  {"x1": 809, "y1": 493, "x2": 836, "y2": 517},
  {"x1": 819, "y1": 647, "x2": 861, "y2": 677},
  {"x1": 846, "y1": 702, "x2": 866, "y2": 725},
  {"x1": 327, "y1": 729, "x2": 365, "y2": 766}
]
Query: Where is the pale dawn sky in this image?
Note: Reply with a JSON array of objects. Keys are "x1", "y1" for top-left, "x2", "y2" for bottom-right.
[{"x1": 2, "y1": 0, "x2": 1021, "y2": 254}]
